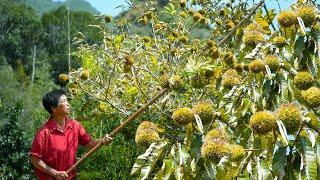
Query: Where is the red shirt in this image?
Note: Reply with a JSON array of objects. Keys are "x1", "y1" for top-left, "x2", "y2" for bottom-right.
[{"x1": 30, "y1": 117, "x2": 91, "y2": 179}]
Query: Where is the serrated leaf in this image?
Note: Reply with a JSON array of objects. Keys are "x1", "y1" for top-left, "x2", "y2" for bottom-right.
[
  {"x1": 156, "y1": 125, "x2": 165, "y2": 133},
  {"x1": 190, "y1": 158, "x2": 197, "y2": 177},
  {"x1": 131, "y1": 141, "x2": 168, "y2": 179},
  {"x1": 150, "y1": 55, "x2": 158, "y2": 69},
  {"x1": 272, "y1": 147, "x2": 287, "y2": 176},
  {"x1": 244, "y1": 43, "x2": 263, "y2": 59},
  {"x1": 194, "y1": 114, "x2": 204, "y2": 135},
  {"x1": 316, "y1": 136, "x2": 320, "y2": 166},
  {"x1": 88, "y1": 24, "x2": 103, "y2": 30},
  {"x1": 258, "y1": 158, "x2": 271, "y2": 180},
  {"x1": 216, "y1": 157, "x2": 239, "y2": 179},
  {"x1": 307, "y1": 129, "x2": 316, "y2": 148},
  {"x1": 178, "y1": 143, "x2": 190, "y2": 165},
  {"x1": 240, "y1": 98, "x2": 251, "y2": 116},
  {"x1": 114, "y1": 34, "x2": 124, "y2": 44},
  {"x1": 237, "y1": 173, "x2": 250, "y2": 180},
  {"x1": 174, "y1": 166, "x2": 184, "y2": 180},
  {"x1": 297, "y1": 17, "x2": 306, "y2": 36},
  {"x1": 301, "y1": 138, "x2": 318, "y2": 180},
  {"x1": 254, "y1": 9, "x2": 271, "y2": 35},
  {"x1": 265, "y1": 9, "x2": 276, "y2": 24},
  {"x1": 154, "y1": 158, "x2": 175, "y2": 180},
  {"x1": 276, "y1": 120, "x2": 289, "y2": 146},
  {"x1": 168, "y1": 3, "x2": 174, "y2": 10},
  {"x1": 265, "y1": 65, "x2": 272, "y2": 79},
  {"x1": 294, "y1": 36, "x2": 305, "y2": 57},
  {"x1": 316, "y1": 137, "x2": 320, "y2": 166},
  {"x1": 202, "y1": 161, "x2": 216, "y2": 179},
  {"x1": 262, "y1": 80, "x2": 272, "y2": 100},
  {"x1": 162, "y1": 3, "x2": 176, "y2": 15},
  {"x1": 309, "y1": 55, "x2": 318, "y2": 77}
]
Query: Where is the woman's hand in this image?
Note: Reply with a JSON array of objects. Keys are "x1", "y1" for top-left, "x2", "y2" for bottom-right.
[
  {"x1": 52, "y1": 170, "x2": 68, "y2": 180},
  {"x1": 102, "y1": 134, "x2": 113, "y2": 145}
]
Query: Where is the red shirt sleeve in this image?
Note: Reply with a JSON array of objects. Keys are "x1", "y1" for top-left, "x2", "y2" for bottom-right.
[
  {"x1": 78, "y1": 123, "x2": 91, "y2": 146},
  {"x1": 30, "y1": 129, "x2": 47, "y2": 159}
]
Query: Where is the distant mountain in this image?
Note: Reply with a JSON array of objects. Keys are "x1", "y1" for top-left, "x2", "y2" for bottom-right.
[{"x1": 25, "y1": 0, "x2": 99, "y2": 15}]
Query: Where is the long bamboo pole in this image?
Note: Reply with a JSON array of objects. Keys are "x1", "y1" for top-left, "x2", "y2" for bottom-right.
[{"x1": 67, "y1": 87, "x2": 170, "y2": 174}]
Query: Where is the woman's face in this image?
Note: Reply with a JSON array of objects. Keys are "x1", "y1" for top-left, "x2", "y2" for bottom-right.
[{"x1": 52, "y1": 95, "x2": 71, "y2": 116}]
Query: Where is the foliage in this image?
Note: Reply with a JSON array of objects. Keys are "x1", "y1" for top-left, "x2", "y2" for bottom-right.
[
  {"x1": 41, "y1": 6, "x2": 102, "y2": 79},
  {"x1": 0, "y1": 64, "x2": 21, "y2": 105},
  {"x1": 66, "y1": 0, "x2": 320, "y2": 179},
  {"x1": 0, "y1": 62, "x2": 56, "y2": 179},
  {"x1": 70, "y1": 106, "x2": 144, "y2": 179},
  {"x1": 0, "y1": 102, "x2": 35, "y2": 179},
  {"x1": 0, "y1": 0, "x2": 41, "y2": 74},
  {"x1": 115, "y1": 0, "x2": 211, "y2": 38}
]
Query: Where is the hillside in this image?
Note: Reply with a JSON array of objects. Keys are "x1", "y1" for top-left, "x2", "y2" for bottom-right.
[{"x1": 25, "y1": 0, "x2": 99, "y2": 15}]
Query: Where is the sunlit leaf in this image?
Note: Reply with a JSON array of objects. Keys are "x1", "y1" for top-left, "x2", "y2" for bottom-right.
[
  {"x1": 254, "y1": 9, "x2": 271, "y2": 35},
  {"x1": 272, "y1": 147, "x2": 287, "y2": 177},
  {"x1": 154, "y1": 158, "x2": 175, "y2": 180},
  {"x1": 131, "y1": 141, "x2": 168, "y2": 179},
  {"x1": 301, "y1": 138, "x2": 318, "y2": 180},
  {"x1": 276, "y1": 120, "x2": 289, "y2": 146},
  {"x1": 258, "y1": 158, "x2": 272, "y2": 180}
]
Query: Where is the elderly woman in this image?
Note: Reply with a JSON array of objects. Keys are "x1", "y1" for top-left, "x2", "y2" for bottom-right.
[{"x1": 30, "y1": 90, "x2": 112, "y2": 180}]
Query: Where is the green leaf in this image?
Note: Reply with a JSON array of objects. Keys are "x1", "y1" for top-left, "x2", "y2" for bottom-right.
[
  {"x1": 216, "y1": 157, "x2": 238, "y2": 179},
  {"x1": 262, "y1": 80, "x2": 272, "y2": 100},
  {"x1": 297, "y1": 17, "x2": 306, "y2": 36},
  {"x1": 301, "y1": 138, "x2": 318, "y2": 180},
  {"x1": 254, "y1": 9, "x2": 271, "y2": 35},
  {"x1": 174, "y1": 166, "x2": 184, "y2": 180},
  {"x1": 154, "y1": 158, "x2": 175, "y2": 180},
  {"x1": 294, "y1": 36, "x2": 305, "y2": 57},
  {"x1": 194, "y1": 114, "x2": 204, "y2": 135},
  {"x1": 178, "y1": 143, "x2": 191, "y2": 166},
  {"x1": 114, "y1": 34, "x2": 124, "y2": 44},
  {"x1": 265, "y1": 9, "x2": 276, "y2": 24},
  {"x1": 237, "y1": 173, "x2": 250, "y2": 180},
  {"x1": 306, "y1": 129, "x2": 316, "y2": 148},
  {"x1": 276, "y1": 120, "x2": 289, "y2": 146},
  {"x1": 241, "y1": 98, "x2": 251, "y2": 117},
  {"x1": 126, "y1": 86, "x2": 139, "y2": 96},
  {"x1": 162, "y1": 3, "x2": 176, "y2": 15},
  {"x1": 258, "y1": 158, "x2": 272, "y2": 180},
  {"x1": 272, "y1": 147, "x2": 287, "y2": 176},
  {"x1": 131, "y1": 141, "x2": 168, "y2": 179},
  {"x1": 202, "y1": 161, "x2": 216, "y2": 179},
  {"x1": 316, "y1": 137, "x2": 320, "y2": 166}
]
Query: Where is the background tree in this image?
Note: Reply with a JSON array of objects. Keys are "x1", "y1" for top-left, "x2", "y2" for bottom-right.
[
  {"x1": 41, "y1": 6, "x2": 102, "y2": 79},
  {"x1": 0, "y1": 102, "x2": 35, "y2": 179},
  {"x1": 0, "y1": 0, "x2": 41, "y2": 75}
]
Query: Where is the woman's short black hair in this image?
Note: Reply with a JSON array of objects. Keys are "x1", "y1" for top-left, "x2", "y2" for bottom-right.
[{"x1": 42, "y1": 89, "x2": 66, "y2": 114}]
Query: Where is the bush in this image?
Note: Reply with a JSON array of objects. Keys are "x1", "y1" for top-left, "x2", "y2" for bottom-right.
[{"x1": 0, "y1": 102, "x2": 35, "y2": 179}]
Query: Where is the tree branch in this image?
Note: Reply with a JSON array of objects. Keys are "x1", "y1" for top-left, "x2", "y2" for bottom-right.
[{"x1": 217, "y1": 0, "x2": 265, "y2": 47}]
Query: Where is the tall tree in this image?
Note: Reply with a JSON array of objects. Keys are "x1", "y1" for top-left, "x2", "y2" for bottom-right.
[
  {"x1": 0, "y1": 0, "x2": 41, "y2": 74},
  {"x1": 41, "y1": 6, "x2": 102, "y2": 79}
]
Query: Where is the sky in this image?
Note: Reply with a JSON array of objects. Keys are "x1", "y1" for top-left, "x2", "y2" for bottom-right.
[
  {"x1": 85, "y1": 0, "x2": 296, "y2": 16},
  {"x1": 85, "y1": 0, "x2": 128, "y2": 16},
  {"x1": 55, "y1": 0, "x2": 319, "y2": 17}
]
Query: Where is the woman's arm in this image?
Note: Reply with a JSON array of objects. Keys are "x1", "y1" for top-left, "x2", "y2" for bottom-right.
[{"x1": 30, "y1": 155, "x2": 68, "y2": 180}]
